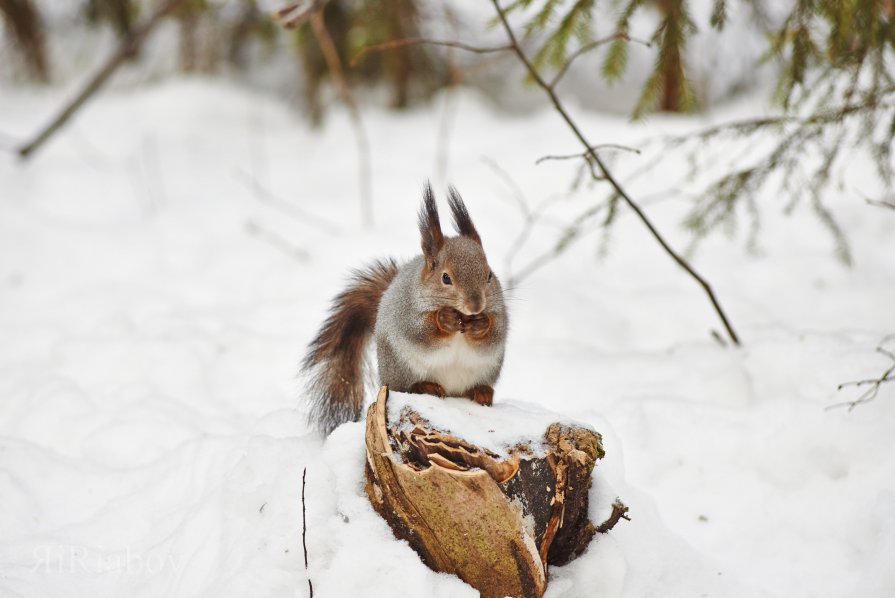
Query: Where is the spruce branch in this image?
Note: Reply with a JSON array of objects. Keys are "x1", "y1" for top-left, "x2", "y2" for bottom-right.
[
  {"x1": 490, "y1": 0, "x2": 741, "y2": 346},
  {"x1": 710, "y1": 0, "x2": 728, "y2": 30},
  {"x1": 550, "y1": 31, "x2": 652, "y2": 88}
]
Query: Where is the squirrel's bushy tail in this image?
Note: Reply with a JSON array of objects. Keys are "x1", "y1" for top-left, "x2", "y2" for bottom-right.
[{"x1": 302, "y1": 259, "x2": 398, "y2": 434}]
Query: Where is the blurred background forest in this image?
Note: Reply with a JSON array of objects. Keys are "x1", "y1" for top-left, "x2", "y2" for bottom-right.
[
  {"x1": 3, "y1": 0, "x2": 894, "y2": 256},
  {"x1": 2, "y1": 3, "x2": 895, "y2": 597}
]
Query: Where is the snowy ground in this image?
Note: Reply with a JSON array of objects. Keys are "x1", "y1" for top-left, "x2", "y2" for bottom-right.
[{"x1": 1, "y1": 78, "x2": 894, "y2": 598}]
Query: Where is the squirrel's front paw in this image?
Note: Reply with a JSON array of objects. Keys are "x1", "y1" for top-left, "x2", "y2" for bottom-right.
[
  {"x1": 462, "y1": 313, "x2": 493, "y2": 339},
  {"x1": 409, "y1": 381, "x2": 447, "y2": 398},
  {"x1": 434, "y1": 307, "x2": 463, "y2": 334}
]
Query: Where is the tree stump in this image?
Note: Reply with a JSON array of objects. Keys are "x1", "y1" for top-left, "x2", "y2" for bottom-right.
[{"x1": 364, "y1": 386, "x2": 627, "y2": 598}]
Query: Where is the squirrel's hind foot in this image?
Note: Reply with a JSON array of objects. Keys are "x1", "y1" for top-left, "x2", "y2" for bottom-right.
[
  {"x1": 409, "y1": 381, "x2": 447, "y2": 398},
  {"x1": 407, "y1": 381, "x2": 494, "y2": 407},
  {"x1": 463, "y1": 385, "x2": 494, "y2": 406}
]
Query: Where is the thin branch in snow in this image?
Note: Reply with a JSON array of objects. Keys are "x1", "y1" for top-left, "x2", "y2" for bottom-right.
[
  {"x1": 244, "y1": 220, "x2": 310, "y2": 262},
  {"x1": 302, "y1": 466, "x2": 313, "y2": 598},
  {"x1": 509, "y1": 200, "x2": 610, "y2": 285},
  {"x1": 596, "y1": 498, "x2": 631, "y2": 534},
  {"x1": 829, "y1": 337, "x2": 895, "y2": 412},
  {"x1": 865, "y1": 197, "x2": 895, "y2": 211},
  {"x1": 235, "y1": 169, "x2": 340, "y2": 235},
  {"x1": 481, "y1": 157, "x2": 563, "y2": 286}
]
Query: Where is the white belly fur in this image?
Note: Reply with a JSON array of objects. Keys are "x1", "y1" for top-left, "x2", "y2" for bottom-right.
[{"x1": 398, "y1": 334, "x2": 500, "y2": 395}]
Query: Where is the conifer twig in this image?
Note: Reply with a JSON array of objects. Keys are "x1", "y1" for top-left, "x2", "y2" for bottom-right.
[
  {"x1": 234, "y1": 169, "x2": 340, "y2": 235},
  {"x1": 490, "y1": 0, "x2": 741, "y2": 346}
]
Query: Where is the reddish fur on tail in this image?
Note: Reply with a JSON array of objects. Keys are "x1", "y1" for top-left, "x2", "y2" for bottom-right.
[{"x1": 302, "y1": 259, "x2": 399, "y2": 434}]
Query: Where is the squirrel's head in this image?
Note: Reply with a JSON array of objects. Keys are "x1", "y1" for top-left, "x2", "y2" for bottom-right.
[{"x1": 418, "y1": 183, "x2": 500, "y2": 316}]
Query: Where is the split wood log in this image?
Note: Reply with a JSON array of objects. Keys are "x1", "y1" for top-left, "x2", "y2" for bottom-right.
[{"x1": 364, "y1": 386, "x2": 627, "y2": 598}]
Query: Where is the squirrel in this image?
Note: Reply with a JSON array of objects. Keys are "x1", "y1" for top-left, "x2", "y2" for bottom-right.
[{"x1": 301, "y1": 183, "x2": 509, "y2": 434}]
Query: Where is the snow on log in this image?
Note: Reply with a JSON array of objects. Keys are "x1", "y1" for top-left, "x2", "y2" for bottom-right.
[{"x1": 363, "y1": 386, "x2": 627, "y2": 598}]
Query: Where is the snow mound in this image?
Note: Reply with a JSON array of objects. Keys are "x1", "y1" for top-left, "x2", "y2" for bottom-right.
[{"x1": 387, "y1": 390, "x2": 595, "y2": 457}]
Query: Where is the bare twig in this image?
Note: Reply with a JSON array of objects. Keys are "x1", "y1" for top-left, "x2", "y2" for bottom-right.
[
  {"x1": 536, "y1": 144, "x2": 641, "y2": 165},
  {"x1": 549, "y1": 32, "x2": 652, "y2": 89},
  {"x1": 595, "y1": 498, "x2": 631, "y2": 534},
  {"x1": 17, "y1": 0, "x2": 188, "y2": 159},
  {"x1": 865, "y1": 197, "x2": 895, "y2": 211},
  {"x1": 509, "y1": 200, "x2": 610, "y2": 284},
  {"x1": 244, "y1": 220, "x2": 310, "y2": 262},
  {"x1": 490, "y1": 0, "x2": 741, "y2": 346},
  {"x1": 481, "y1": 157, "x2": 565, "y2": 285},
  {"x1": 309, "y1": 10, "x2": 373, "y2": 228},
  {"x1": 234, "y1": 169, "x2": 340, "y2": 234},
  {"x1": 351, "y1": 38, "x2": 513, "y2": 68},
  {"x1": 828, "y1": 342, "x2": 895, "y2": 412},
  {"x1": 302, "y1": 466, "x2": 313, "y2": 598}
]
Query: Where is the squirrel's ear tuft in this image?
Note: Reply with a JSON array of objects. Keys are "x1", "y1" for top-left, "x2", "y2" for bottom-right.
[
  {"x1": 418, "y1": 182, "x2": 445, "y2": 264},
  {"x1": 447, "y1": 185, "x2": 481, "y2": 245}
]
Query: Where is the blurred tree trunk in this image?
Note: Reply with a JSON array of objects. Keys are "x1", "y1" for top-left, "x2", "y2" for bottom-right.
[
  {"x1": 228, "y1": 0, "x2": 261, "y2": 67},
  {"x1": 84, "y1": 0, "x2": 136, "y2": 36},
  {"x1": 656, "y1": 0, "x2": 683, "y2": 112},
  {"x1": 379, "y1": 0, "x2": 417, "y2": 108},
  {"x1": 176, "y1": 0, "x2": 207, "y2": 72},
  {"x1": 105, "y1": 0, "x2": 135, "y2": 36},
  {"x1": 296, "y1": 1, "x2": 348, "y2": 126},
  {"x1": 0, "y1": 0, "x2": 49, "y2": 82}
]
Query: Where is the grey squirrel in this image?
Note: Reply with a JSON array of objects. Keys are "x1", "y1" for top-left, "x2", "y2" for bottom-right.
[{"x1": 302, "y1": 183, "x2": 509, "y2": 434}]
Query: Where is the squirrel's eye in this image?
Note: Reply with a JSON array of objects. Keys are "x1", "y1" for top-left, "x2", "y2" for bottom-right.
[
  {"x1": 442, "y1": 272, "x2": 452, "y2": 285},
  {"x1": 487, "y1": 271, "x2": 493, "y2": 283}
]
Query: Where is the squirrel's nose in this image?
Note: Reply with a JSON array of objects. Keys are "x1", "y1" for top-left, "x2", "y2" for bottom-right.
[{"x1": 464, "y1": 293, "x2": 485, "y2": 315}]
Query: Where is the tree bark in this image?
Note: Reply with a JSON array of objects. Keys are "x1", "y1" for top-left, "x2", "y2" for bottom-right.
[{"x1": 364, "y1": 386, "x2": 625, "y2": 598}]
